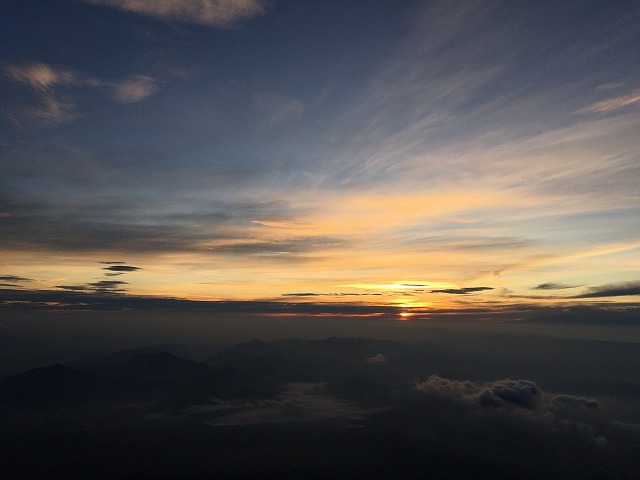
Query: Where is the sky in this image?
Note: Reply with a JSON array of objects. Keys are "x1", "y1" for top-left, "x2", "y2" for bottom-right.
[{"x1": 1, "y1": 0, "x2": 640, "y2": 318}]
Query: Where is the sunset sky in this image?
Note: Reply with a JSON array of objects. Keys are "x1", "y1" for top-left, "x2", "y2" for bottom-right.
[{"x1": 1, "y1": 0, "x2": 639, "y2": 316}]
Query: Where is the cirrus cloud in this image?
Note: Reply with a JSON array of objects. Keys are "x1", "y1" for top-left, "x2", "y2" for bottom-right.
[
  {"x1": 3, "y1": 63, "x2": 76, "y2": 90},
  {"x1": 83, "y1": 0, "x2": 269, "y2": 27}
]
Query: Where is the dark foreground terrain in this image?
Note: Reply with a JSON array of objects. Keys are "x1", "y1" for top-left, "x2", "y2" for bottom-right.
[{"x1": 1, "y1": 334, "x2": 639, "y2": 479}]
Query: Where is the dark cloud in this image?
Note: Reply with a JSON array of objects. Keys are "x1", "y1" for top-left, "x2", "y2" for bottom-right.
[
  {"x1": 430, "y1": 286, "x2": 494, "y2": 295},
  {"x1": 102, "y1": 265, "x2": 141, "y2": 272},
  {"x1": 0, "y1": 287, "x2": 400, "y2": 315},
  {"x1": 88, "y1": 280, "x2": 128, "y2": 289},
  {"x1": 87, "y1": 280, "x2": 129, "y2": 294},
  {"x1": 534, "y1": 283, "x2": 580, "y2": 290},
  {"x1": 99, "y1": 261, "x2": 125, "y2": 264},
  {"x1": 415, "y1": 375, "x2": 541, "y2": 408},
  {"x1": 552, "y1": 394, "x2": 601, "y2": 409},
  {"x1": 0, "y1": 195, "x2": 321, "y2": 256},
  {"x1": 281, "y1": 292, "x2": 381, "y2": 297},
  {"x1": 0, "y1": 199, "x2": 345, "y2": 259},
  {"x1": 521, "y1": 304, "x2": 640, "y2": 325},
  {"x1": 573, "y1": 281, "x2": 640, "y2": 298},
  {"x1": 1, "y1": 284, "x2": 638, "y2": 329},
  {"x1": 0, "y1": 275, "x2": 32, "y2": 282},
  {"x1": 55, "y1": 285, "x2": 89, "y2": 291}
]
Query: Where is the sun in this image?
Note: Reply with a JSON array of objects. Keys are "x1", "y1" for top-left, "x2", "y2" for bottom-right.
[{"x1": 399, "y1": 312, "x2": 411, "y2": 320}]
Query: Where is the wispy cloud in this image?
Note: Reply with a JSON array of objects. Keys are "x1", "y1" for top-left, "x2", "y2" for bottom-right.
[
  {"x1": 114, "y1": 75, "x2": 157, "y2": 103},
  {"x1": 3, "y1": 62, "x2": 159, "y2": 122},
  {"x1": 3, "y1": 63, "x2": 76, "y2": 90},
  {"x1": 83, "y1": 0, "x2": 268, "y2": 27},
  {"x1": 24, "y1": 96, "x2": 76, "y2": 122},
  {"x1": 253, "y1": 92, "x2": 305, "y2": 129},
  {"x1": 577, "y1": 90, "x2": 640, "y2": 114},
  {"x1": 251, "y1": 220, "x2": 312, "y2": 229}
]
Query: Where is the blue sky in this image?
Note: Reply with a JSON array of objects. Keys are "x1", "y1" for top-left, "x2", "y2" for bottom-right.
[{"x1": 1, "y1": 0, "x2": 639, "y2": 314}]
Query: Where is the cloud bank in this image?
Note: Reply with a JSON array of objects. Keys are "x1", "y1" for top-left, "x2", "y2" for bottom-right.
[{"x1": 574, "y1": 281, "x2": 640, "y2": 298}]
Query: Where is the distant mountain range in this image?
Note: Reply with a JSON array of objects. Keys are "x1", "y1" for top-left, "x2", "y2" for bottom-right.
[{"x1": 1, "y1": 336, "x2": 639, "y2": 480}]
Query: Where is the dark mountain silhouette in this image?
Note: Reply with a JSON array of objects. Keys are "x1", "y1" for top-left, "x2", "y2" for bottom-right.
[
  {"x1": 69, "y1": 343, "x2": 223, "y2": 370},
  {"x1": 88, "y1": 351, "x2": 212, "y2": 384},
  {"x1": 206, "y1": 337, "x2": 419, "y2": 385},
  {"x1": 0, "y1": 336, "x2": 638, "y2": 480},
  {"x1": 206, "y1": 339, "x2": 317, "y2": 382},
  {"x1": 0, "y1": 363, "x2": 114, "y2": 410},
  {"x1": 82, "y1": 351, "x2": 280, "y2": 404}
]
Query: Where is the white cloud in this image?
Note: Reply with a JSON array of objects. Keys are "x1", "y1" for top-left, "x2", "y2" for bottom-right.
[
  {"x1": 366, "y1": 353, "x2": 386, "y2": 363},
  {"x1": 3, "y1": 63, "x2": 76, "y2": 90},
  {"x1": 3, "y1": 62, "x2": 159, "y2": 121},
  {"x1": 114, "y1": 75, "x2": 158, "y2": 103},
  {"x1": 84, "y1": 0, "x2": 268, "y2": 27}
]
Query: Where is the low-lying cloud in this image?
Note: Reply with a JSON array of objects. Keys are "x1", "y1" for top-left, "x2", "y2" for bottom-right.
[
  {"x1": 366, "y1": 354, "x2": 386, "y2": 364},
  {"x1": 202, "y1": 383, "x2": 372, "y2": 426},
  {"x1": 414, "y1": 375, "x2": 603, "y2": 413},
  {"x1": 416, "y1": 375, "x2": 542, "y2": 408}
]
